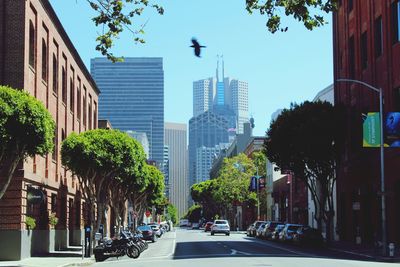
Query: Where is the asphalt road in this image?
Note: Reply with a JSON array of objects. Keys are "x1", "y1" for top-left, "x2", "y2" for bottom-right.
[{"x1": 93, "y1": 229, "x2": 397, "y2": 267}]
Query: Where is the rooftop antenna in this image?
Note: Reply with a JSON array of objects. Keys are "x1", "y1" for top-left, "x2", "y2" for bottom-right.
[{"x1": 221, "y1": 55, "x2": 224, "y2": 80}]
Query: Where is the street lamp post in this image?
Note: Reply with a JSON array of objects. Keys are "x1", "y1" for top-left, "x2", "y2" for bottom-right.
[
  {"x1": 336, "y1": 78, "x2": 386, "y2": 256},
  {"x1": 255, "y1": 167, "x2": 261, "y2": 220}
]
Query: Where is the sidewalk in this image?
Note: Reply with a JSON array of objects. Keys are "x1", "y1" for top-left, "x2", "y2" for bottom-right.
[
  {"x1": 0, "y1": 256, "x2": 94, "y2": 267},
  {"x1": 328, "y1": 241, "x2": 400, "y2": 262}
]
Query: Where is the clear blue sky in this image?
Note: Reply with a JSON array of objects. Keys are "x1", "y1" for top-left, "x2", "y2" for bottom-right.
[{"x1": 49, "y1": 0, "x2": 333, "y2": 136}]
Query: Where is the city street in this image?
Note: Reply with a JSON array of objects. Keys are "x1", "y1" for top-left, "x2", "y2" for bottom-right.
[{"x1": 92, "y1": 229, "x2": 396, "y2": 267}]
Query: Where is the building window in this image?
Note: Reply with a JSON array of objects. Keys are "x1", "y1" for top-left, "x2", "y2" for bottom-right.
[
  {"x1": 361, "y1": 31, "x2": 368, "y2": 70},
  {"x1": 77, "y1": 78, "x2": 81, "y2": 120},
  {"x1": 375, "y1": 16, "x2": 383, "y2": 57},
  {"x1": 51, "y1": 193, "x2": 57, "y2": 213},
  {"x1": 348, "y1": 0, "x2": 353, "y2": 13},
  {"x1": 93, "y1": 102, "x2": 97, "y2": 129},
  {"x1": 52, "y1": 128, "x2": 57, "y2": 161},
  {"x1": 392, "y1": 0, "x2": 400, "y2": 44},
  {"x1": 52, "y1": 54, "x2": 58, "y2": 94},
  {"x1": 70, "y1": 68, "x2": 74, "y2": 113},
  {"x1": 29, "y1": 21, "x2": 35, "y2": 68},
  {"x1": 42, "y1": 40, "x2": 48, "y2": 81},
  {"x1": 62, "y1": 66, "x2": 67, "y2": 104},
  {"x1": 394, "y1": 87, "x2": 400, "y2": 111},
  {"x1": 349, "y1": 35, "x2": 355, "y2": 78},
  {"x1": 88, "y1": 95, "x2": 92, "y2": 130},
  {"x1": 83, "y1": 87, "x2": 87, "y2": 126}
]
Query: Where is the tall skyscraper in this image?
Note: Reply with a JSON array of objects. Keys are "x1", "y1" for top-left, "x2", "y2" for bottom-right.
[
  {"x1": 165, "y1": 122, "x2": 189, "y2": 217},
  {"x1": 192, "y1": 58, "x2": 249, "y2": 134},
  {"x1": 188, "y1": 111, "x2": 229, "y2": 187},
  {"x1": 91, "y1": 57, "x2": 164, "y2": 165}
]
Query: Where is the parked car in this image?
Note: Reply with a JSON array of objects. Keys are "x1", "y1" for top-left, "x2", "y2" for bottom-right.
[
  {"x1": 262, "y1": 221, "x2": 284, "y2": 239},
  {"x1": 293, "y1": 226, "x2": 324, "y2": 246},
  {"x1": 279, "y1": 224, "x2": 303, "y2": 242},
  {"x1": 179, "y1": 219, "x2": 189, "y2": 227},
  {"x1": 270, "y1": 224, "x2": 285, "y2": 241},
  {"x1": 256, "y1": 223, "x2": 267, "y2": 238},
  {"x1": 191, "y1": 222, "x2": 200, "y2": 229},
  {"x1": 246, "y1": 221, "x2": 267, "y2": 237},
  {"x1": 211, "y1": 220, "x2": 230, "y2": 236},
  {"x1": 148, "y1": 224, "x2": 163, "y2": 237},
  {"x1": 136, "y1": 225, "x2": 157, "y2": 242},
  {"x1": 204, "y1": 222, "x2": 214, "y2": 232}
]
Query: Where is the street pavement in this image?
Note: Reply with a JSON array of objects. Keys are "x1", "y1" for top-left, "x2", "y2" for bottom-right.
[
  {"x1": 1, "y1": 229, "x2": 398, "y2": 267},
  {"x1": 90, "y1": 228, "x2": 398, "y2": 267}
]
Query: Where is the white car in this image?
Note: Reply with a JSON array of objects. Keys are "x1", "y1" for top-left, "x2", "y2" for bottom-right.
[{"x1": 211, "y1": 220, "x2": 230, "y2": 236}]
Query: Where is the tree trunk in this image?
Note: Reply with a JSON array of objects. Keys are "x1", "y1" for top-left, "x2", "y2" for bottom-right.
[{"x1": 0, "y1": 154, "x2": 22, "y2": 200}]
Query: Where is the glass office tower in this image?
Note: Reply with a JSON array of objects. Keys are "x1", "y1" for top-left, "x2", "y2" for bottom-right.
[{"x1": 91, "y1": 57, "x2": 164, "y2": 165}]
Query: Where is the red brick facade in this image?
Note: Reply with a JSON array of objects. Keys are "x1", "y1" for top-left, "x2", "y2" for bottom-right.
[
  {"x1": 334, "y1": 0, "x2": 400, "y2": 244},
  {"x1": 0, "y1": 0, "x2": 99, "y2": 242}
]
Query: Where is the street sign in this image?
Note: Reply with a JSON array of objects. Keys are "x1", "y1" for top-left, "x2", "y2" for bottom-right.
[{"x1": 145, "y1": 210, "x2": 151, "y2": 217}]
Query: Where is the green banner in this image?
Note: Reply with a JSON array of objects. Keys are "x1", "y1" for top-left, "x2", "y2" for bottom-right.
[{"x1": 363, "y1": 112, "x2": 380, "y2": 147}]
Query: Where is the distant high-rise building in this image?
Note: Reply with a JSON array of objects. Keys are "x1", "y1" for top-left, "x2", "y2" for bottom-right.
[
  {"x1": 192, "y1": 58, "x2": 249, "y2": 134},
  {"x1": 165, "y1": 122, "x2": 189, "y2": 217},
  {"x1": 195, "y1": 144, "x2": 229, "y2": 183},
  {"x1": 91, "y1": 57, "x2": 164, "y2": 165},
  {"x1": 188, "y1": 111, "x2": 229, "y2": 187},
  {"x1": 126, "y1": 131, "x2": 150, "y2": 159}
]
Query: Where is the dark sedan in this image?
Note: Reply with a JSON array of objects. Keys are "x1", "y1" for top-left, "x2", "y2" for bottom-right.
[
  {"x1": 293, "y1": 226, "x2": 324, "y2": 246},
  {"x1": 137, "y1": 225, "x2": 157, "y2": 242}
]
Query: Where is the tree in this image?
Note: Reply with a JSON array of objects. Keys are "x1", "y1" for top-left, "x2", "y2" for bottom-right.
[
  {"x1": 81, "y1": 1, "x2": 336, "y2": 61},
  {"x1": 190, "y1": 179, "x2": 220, "y2": 220},
  {"x1": 0, "y1": 86, "x2": 55, "y2": 199},
  {"x1": 61, "y1": 129, "x2": 146, "y2": 234},
  {"x1": 86, "y1": 0, "x2": 164, "y2": 62},
  {"x1": 184, "y1": 204, "x2": 202, "y2": 223},
  {"x1": 129, "y1": 164, "x2": 164, "y2": 226},
  {"x1": 246, "y1": 0, "x2": 338, "y2": 33},
  {"x1": 214, "y1": 154, "x2": 257, "y2": 212},
  {"x1": 166, "y1": 203, "x2": 178, "y2": 225},
  {"x1": 264, "y1": 101, "x2": 345, "y2": 241}
]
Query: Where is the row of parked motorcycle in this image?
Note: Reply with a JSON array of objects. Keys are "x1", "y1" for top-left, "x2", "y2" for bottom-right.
[
  {"x1": 94, "y1": 222, "x2": 171, "y2": 262},
  {"x1": 246, "y1": 221, "x2": 324, "y2": 246}
]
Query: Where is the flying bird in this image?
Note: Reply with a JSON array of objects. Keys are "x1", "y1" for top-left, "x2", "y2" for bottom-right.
[{"x1": 190, "y1": 38, "x2": 206, "y2": 57}]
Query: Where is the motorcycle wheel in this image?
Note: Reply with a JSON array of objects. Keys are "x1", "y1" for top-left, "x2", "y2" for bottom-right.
[
  {"x1": 94, "y1": 252, "x2": 106, "y2": 262},
  {"x1": 127, "y1": 246, "x2": 140, "y2": 259}
]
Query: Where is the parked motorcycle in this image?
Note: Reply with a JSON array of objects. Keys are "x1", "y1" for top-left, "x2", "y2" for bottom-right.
[{"x1": 94, "y1": 231, "x2": 140, "y2": 262}]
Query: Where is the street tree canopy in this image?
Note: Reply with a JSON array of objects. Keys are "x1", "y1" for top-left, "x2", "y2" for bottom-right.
[
  {"x1": 61, "y1": 128, "x2": 146, "y2": 232},
  {"x1": 246, "y1": 0, "x2": 337, "y2": 33},
  {"x1": 0, "y1": 86, "x2": 55, "y2": 199},
  {"x1": 84, "y1": 0, "x2": 337, "y2": 61},
  {"x1": 264, "y1": 101, "x2": 345, "y2": 241}
]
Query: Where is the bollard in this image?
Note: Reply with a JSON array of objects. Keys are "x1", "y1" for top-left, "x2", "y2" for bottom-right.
[{"x1": 389, "y1": 243, "x2": 395, "y2": 257}]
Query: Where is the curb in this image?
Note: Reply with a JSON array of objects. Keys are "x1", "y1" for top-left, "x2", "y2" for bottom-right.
[
  {"x1": 59, "y1": 259, "x2": 95, "y2": 267},
  {"x1": 328, "y1": 247, "x2": 400, "y2": 263}
]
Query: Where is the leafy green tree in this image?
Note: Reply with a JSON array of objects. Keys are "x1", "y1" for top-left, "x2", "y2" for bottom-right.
[
  {"x1": 81, "y1": 1, "x2": 337, "y2": 61},
  {"x1": 166, "y1": 203, "x2": 178, "y2": 225},
  {"x1": 129, "y1": 164, "x2": 165, "y2": 225},
  {"x1": 265, "y1": 101, "x2": 345, "y2": 241},
  {"x1": 191, "y1": 179, "x2": 220, "y2": 220},
  {"x1": 86, "y1": 0, "x2": 164, "y2": 62},
  {"x1": 246, "y1": 0, "x2": 337, "y2": 33},
  {"x1": 61, "y1": 129, "x2": 146, "y2": 233},
  {"x1": 0, "y1": 86, "x2": 55, "y2": 199},
  {"x1": 214, "y1": 154, "x2": 257, "y2": 213},
  {"x1": 184, "y1": 204, "x2": 202, "y2": 223},
  {"x1": 252, "y1": 151, "x2": 268, "y2": 216}
]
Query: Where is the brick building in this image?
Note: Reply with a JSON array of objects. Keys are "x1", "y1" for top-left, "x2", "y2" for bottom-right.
[
  {"x1": 333, "y1": 0, "x2": 400, "y2": 245},
  {"x1": 0, "y1": 0, "x2": 99, "y2": 260}
]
